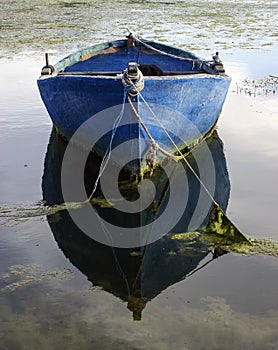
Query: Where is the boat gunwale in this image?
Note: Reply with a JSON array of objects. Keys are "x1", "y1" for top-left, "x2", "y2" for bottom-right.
[
  {"x1": 43, "y1": 72, "x2": 230, "y2": 80},
  {"x1": 39, "y1": 38, "x2": 215, "y2": 79}
]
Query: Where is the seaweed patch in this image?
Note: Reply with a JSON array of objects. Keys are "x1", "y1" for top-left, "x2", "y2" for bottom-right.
[
  {"x1": 0, "y1": 198, "x2": 114, "y2": 226},
  {"x1": 0, "y1": 264, "x2": 73, "y2": 292},
  {"x1": 235, "y1": 75, "x2": 278, "y2": 97},
  {"x1": 171, "y1": 232, "x2": 278, "y2": 257}
]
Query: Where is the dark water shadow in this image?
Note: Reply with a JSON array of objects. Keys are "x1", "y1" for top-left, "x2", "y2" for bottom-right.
[{"x1": 42, "y1": 128, "x2": 231, "y2": 320}]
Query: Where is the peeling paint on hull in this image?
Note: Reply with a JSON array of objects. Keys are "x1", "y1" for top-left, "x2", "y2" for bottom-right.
[{"x1": 37, "y1": 38, "x2": 231, "y2": 175}]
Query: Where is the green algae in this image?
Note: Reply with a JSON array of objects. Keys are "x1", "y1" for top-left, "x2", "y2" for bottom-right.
[
  {"x1": 1, "y1": 0, "x2": 277, "y2": 59},
  {"x1": 171, "y1": 232, "x2": 278, "y2": 257},
  {"x1": 0, "y1": 202, "x2": 81, "y2": 226},
  {"x1": 2, "y1": 200, "x2": 277, "y2": 257},
  {"x1": 236, "y1": 75, "x2": 278, "y2": 97},
  {"x1": 91, "y1": 197, "x2": 114, "y2": 208},
  {"x1": 171, "y1": 231, "x2": 200, "y2": 241},
  {"x1": 170, "y1": 204, "x2": 278, "y2": 257},
  {"x1": 0, "y1": 198, "x2": 114, "y2": 226},
  {"x1": 0, "y1": 264, "x2": 73, "y2": 292},
  {"x1": 202, "y1": 234, "x2": 278, "y2": 257},
  {"x1": 204, "y1": 205, "x2": 251, "y2": 244}
]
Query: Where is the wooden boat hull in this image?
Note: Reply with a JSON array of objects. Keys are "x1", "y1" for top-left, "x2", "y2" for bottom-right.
[{"x1": 37, "y1": 38, "x2": 231, "y2": 175}]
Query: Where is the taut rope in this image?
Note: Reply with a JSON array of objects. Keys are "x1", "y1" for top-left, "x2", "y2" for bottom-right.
[
  {"x1": 125, "y1": 74, "x2": 251, "y2": 243},
  {"x1": 129, "y1": 33, "x2": 211, "y2": 66},
  {"x1": 127, "y1": 94, "x2": 179, "y2": 161}
]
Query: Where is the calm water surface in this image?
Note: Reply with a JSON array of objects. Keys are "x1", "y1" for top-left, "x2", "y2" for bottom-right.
[{"x1": 0, "y1": 1, "x2": 278, "y2": 349}]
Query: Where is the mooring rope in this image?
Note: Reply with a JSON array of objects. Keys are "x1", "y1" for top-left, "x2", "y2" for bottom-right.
[
  {"x1": 125, "y1": 78, "x2": 251, "y2": 242},
  {"x1": 122, "y1": 67, "x2": 144, "y2": 96},
  {"x1": 126, "y1": 74, "x2": 218, "y2": 205},
  {"x1": 81, "y1": 91, "x2": 132, "y2": 296},
  {"x1": 87, "y1": 91, "x2": 127, "y2": 202},
  {"x1": 136, "y1": 90, "x2": 223, "y2": 209},
  {"x1": 130, "y1": 33, "x2": 211, "y2": 66},
  {"x1": 127, "y1": 90, "x2": 215, "y2": 162},
  {"x1": 127, "y1": 94, "x2": 179, "y2": 161},
  {"x1": 124, "y1": 73, "x2": 214, "y2": 163}
]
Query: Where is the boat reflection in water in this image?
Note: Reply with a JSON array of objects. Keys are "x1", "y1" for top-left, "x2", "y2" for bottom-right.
[{"x1": 42, "y1": 129, "x2": 230, "y2": 320}]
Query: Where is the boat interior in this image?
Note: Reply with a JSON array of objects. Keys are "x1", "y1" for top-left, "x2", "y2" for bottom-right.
[{"x1": 57, "y1": 40, "x2": 203, "y2": 77}]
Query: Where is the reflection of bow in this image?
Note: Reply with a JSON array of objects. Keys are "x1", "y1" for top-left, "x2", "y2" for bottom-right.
[{"x1": 186, "y1": 245, "x2": 229, "y2": 279}]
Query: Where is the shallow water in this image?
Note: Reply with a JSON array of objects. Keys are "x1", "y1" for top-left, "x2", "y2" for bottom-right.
[
  {"x1": 1, "y1": 0, "x2": 277, "y2": 59},
  {"x1": 1, "y1": 1, "x2": 278, "y2": 349}
]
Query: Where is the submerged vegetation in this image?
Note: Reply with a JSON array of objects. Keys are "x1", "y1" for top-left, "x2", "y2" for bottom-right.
[
  {"x1": 236, "y1": 75, "x2": 278, "y2": 97},
  {"x1": 0, "y1": 264, "x2": 73, "y2": 292},
  {"x1": 1, "y1": 200, "x2": 277, "y2": 257},
  {"x1": 171, "y1": 232, "x2": 278, "y2": 257},
  {"x1": 0, "y1": 0, "x2": 277, "y2": 58}
]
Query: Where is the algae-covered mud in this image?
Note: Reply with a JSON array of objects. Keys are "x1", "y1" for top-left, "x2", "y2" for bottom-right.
[
  {"x1": 1, "y1": 201, "x2": 278, "y2": 257},
  {"x1": 0, "y1": 264, "x2": 73, "y2": 292},
  {"x1": 0, "y1": 0, "x2": 277, "y2": 58},
  {"x1": 1, "y1": 0, "x2": 278, "y2": 349},
  {"x1": 236, "y1": 75, "x2": 278, "y2": 97}
]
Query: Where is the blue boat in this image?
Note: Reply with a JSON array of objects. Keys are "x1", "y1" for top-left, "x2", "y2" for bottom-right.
[{"x1": 37, "y1": 33, "x2": 231, "y2": 176}]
